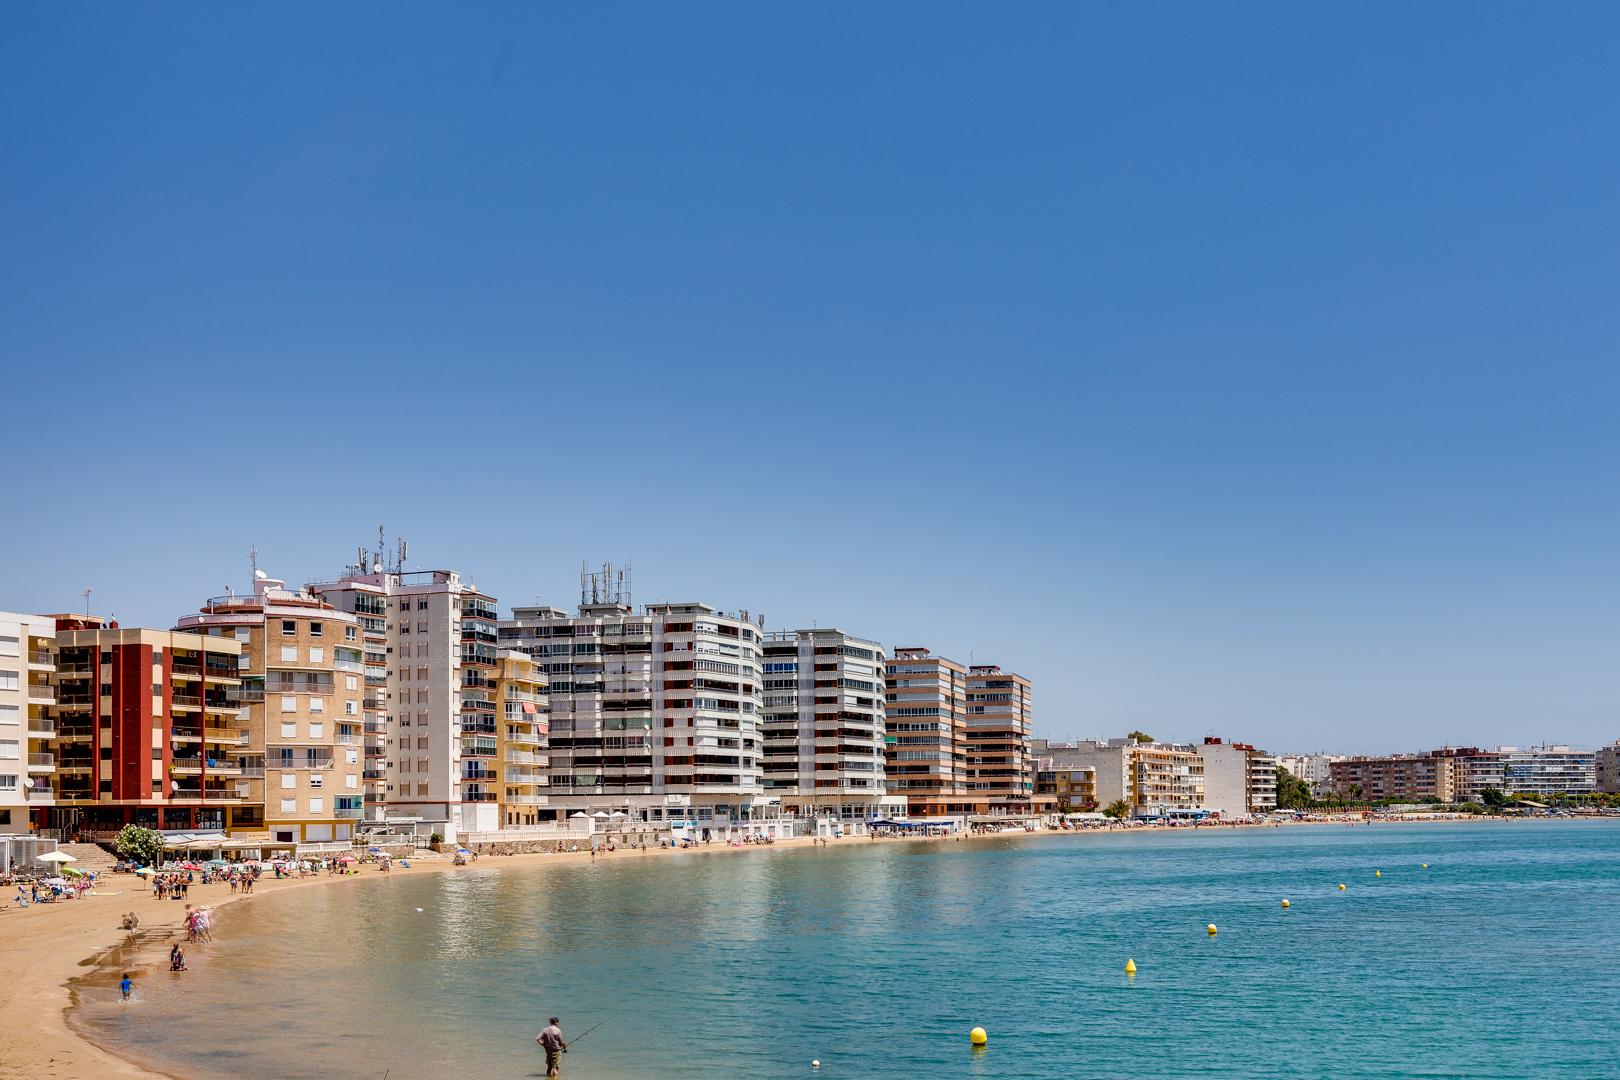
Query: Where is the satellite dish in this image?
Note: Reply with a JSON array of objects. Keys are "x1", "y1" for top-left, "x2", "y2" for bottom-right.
[
  {"x1": 171, "y1": 780, "x2": 180, "y2": 792},
  {"x1": 373, "y1": 562, "x2": 383, "y2": 573},
  {"x1": 23, "y1": 777, "x2": 34, "y2": 789},
  {"x1": 254, "y1": 569, "x2": 268, "y2": 580}
]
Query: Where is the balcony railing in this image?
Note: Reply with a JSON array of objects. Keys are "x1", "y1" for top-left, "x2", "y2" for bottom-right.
[
  {"x1": 27, "y1": 684, "x2": 55, "y2": 702},
  {"x1": 26, "y1": 788, "x2": 55, "y2": 801},
  {"x1": 28, "y1": 650, "x2": 53, "y2": 666},
  {"x1": 27, "y1": 753, "x2": 54, "y2": 769},
  {"x1": 28, "y1": 719, "x2": 55, "y2": 736}
]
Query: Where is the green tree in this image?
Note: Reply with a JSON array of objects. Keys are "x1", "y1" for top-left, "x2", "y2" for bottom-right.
[
  {"x1": 1275, "y1": 767, "x2": 1316, "y2": 810},
  {"x1": 1102, "y1": 799, "x2": 1132, "y2": 819},
  {"x1": 1127, "y1": 731, "x2": 1154, "y2": 744},
  {"x1": 1480, "y1": 788, "x2": 1507, "y2": 808},
  {"x1": 113, "y1": 824, "x2": 165, "y2": 867}
]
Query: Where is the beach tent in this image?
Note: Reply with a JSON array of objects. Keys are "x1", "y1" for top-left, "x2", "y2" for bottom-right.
[
  {"x1": 36, "y1": 850, "x2": 77, "y2": 864},
  {"x1": 569, "y1": 812, "x2": 589, "y2": 820},
  {"x1": 591, "y1": 811, "x2": 611, "y2": 819}
]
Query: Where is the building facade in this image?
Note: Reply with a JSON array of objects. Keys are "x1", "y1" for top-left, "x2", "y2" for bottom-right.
[
  {"x1": 1275, "y1": 753, "x2": 1340, "y2": 795},
  {"x1": 1035, "y1": 765, "x2": 1098, "y2": 811},
  {"x1": 175, "y1": 577, "x2": 366, "y2": 845},
  {"x1": 1499, "y1": 745, "x2": 1595, "y2": 797},
  {"x1": 1597, "y1": 741, "x2": 1620, "y2": 794},
  {"x1": 964, "y1": 664, "x2": 1041, "y2": 813},
  {"x1": 1041, "y1": 739, "x2": 1206, "y2": 818},
  {"x1": 500, "y1": 600, "x2": 771, "y2": 834},
  {"x1": 0, "y1": 612, "x2": 57, "y2": 834},
  {"x1": 1328, "y1": 754, "x2": 1457, "y2": 802},
  {"x1": 41, "y1": 619, "x2": 245, "y2": 834},
  {"x1": 494, "y1": 650, "x2": 548, "y2": 827},
  {"x1": 310, "y1": 566, "x2": 497, "y2": 841},
  {"x1": 884, "y1": 647, "x2": 970, "y2": 816},
  {"x1": 1198, "y1": 737, "x2": 1277, "y2": 819},
  {"x1": 760, "y1": 628, "x2": 891, "y2": 825}
]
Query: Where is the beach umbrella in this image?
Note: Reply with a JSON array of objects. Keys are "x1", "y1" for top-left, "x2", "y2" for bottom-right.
[
  {"x1": 43, "y1": 877, "x2": 68, "y2": 886},
  {"x1": 569, "y1": 812, "x2": 589, "y2": 819},
  {"x1": 61, "y1": 866, "x2": 86, "y2": 877},
  {"x1": 181, "y1": 862, "x2": 202, "y2": 871},
  {"x1": 133, "y1": 867, "x2": 155, "y2": 877},
  {"x1": 336, "y1": 855, "x2": 357, "y2": 864},
  {"x1": 609, "y1": 810, "x2": 627, "y2": 818},
  {"x1": 36, "y1": 850, "x2": 77, "y2": 864},
  {"x1": 591, "y1": 811, "x2": 610, "y2": 819}
]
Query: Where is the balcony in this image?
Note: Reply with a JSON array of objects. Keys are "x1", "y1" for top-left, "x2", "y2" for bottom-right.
[
  {"x1": 334, "y1": 806, "x2": 365, "y2": 819},
  {"x1": 28, "y1": 650, "x2": 54, "y2": 668},
  {"x1": 27, "y1": 753, "x2": 54, "y2": 772},
  {"x1": 26, "y1": 787, "x2": 55, "y2": 802},
  {"x1": 462, "y1": 792, "x2": 499, "y2": 803},
  {"x1": 28, "y1": 718, "x2": 55, "y2": 737},
  {"x1": 505, "y1": 793, "x2": 547, "y2": 805},
  {"x1": 172, "y1": 694, "x2": 202, "y2": 710},
  {"x1": 27, "y1": 683, "x2": 55, "y2": 703},
  {"x1": 506, "y1": 751, "x2": 539, "y2": 765}
]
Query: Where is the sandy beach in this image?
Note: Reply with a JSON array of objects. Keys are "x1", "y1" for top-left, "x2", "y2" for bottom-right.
[{"x1": 0, "y1": 815, "x2": 1583, "y2": 1080}]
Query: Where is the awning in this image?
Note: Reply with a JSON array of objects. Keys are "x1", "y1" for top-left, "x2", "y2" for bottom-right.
[{"x1": 521, "y1": 702, "x2": 537, "y2": 714}]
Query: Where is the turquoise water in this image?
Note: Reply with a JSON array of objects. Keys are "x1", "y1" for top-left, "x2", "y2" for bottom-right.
[{"x1": 78, "y1": 822, "x2": 1620, "y2": 1079}]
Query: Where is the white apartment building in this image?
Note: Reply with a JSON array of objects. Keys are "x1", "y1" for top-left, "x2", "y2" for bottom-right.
[
  {"x1": 1197, "y1": 737, "x2": 1277, "y2": 819},
  {"x1": 0, "y1": 612, "x2": 57, "y2": 834},
  {"x1": 312, "y1": 566, "x2": 498, "y2": 842},
  {"x1": 1276, "y1": 753, "x2": 1340, "y2": 794},
  {"x1": 500, "y1": 599, "x2": 774, "y2": 837},
  {"x1": 1040, "y1": 738, "x2": 1206, "y2": 818},
  {"x1": 760, "y1": 628, "x2": 894, "y2": 826},
  {"x1": 1499, "y1": 745, "x2": 1596, "y2": 796}
]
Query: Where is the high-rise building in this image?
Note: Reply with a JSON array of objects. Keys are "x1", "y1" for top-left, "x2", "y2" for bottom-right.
[
  {"x1": 1499, "y1": 745, "x2": 1595, "y2": 796},
  {"x1": 1597, "y1": 741, "x2": 1620, "y2": 794},
  {"x1": 0, "y1": 612, "x2": 57, "y2": 834},
  {"x1": 884, "y1": 647, "x2": 970, "y2": 817},
  {"x1": 760, "y1": 628, "x2": 890, "y2": 825},
  {"x1": 1328, "y1": 754, "x2": 1457, "y2": 802},
  {"x1": 310, "y1": 563, "x2": 498, "y2": 842},
  {"x1": 964, "y1": 664, "x2": 1040, "y2": 813},
  {"x1": 175, "y1": 576, "x2": 366, "y2": 845},
  {"x1": 1198, "y1": 737, "x2": 1277, "y2": 819},
  {"x1": 494, "y1": 649, "x2": 548, "y2": 827},
  {"x1": 1275, "y1": 753, "x2": 1341, "y2": 795},
  {"x1": 42, "y1": 618, "x2": 245, "y2": 834},
  {"x1": 1430, "y1": 747, "x2": 1505, "y2": 802},
  {"x1": 499, "y1": 599, "x2": 771, "y2": 834}
]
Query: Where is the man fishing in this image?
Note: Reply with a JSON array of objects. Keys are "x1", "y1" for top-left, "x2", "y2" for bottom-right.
[{"x1": 536, "y1": 1016, "x2": 567, "y2": 1076}]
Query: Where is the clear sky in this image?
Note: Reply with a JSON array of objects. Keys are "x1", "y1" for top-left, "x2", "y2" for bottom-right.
[{"x1": 4, "y1": 4, "x2": 1618, "y2": 755}]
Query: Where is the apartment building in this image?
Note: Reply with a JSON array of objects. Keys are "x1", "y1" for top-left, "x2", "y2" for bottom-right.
[
  {"x1": 1430, "y1": 747, "x2": 1505, "y2": 802},
  {"x1": 500, "y1": 600, "x2": 770, "y2": 834},
  {"x1": 41, "y1": 618, "x2": 245, "y2": 834},
  {"x1": 175, "y1": 577, "x2": 366, "y2": 844},
  {"x1": 884, "y1": 647, "x2": 970, "y2": 817},
  {"x1": 1034, "y1": 765, "x2": 1098, "y2": 811},
  {"x1": 1499, "y1": 745, "x2": 1595, "y2": 796},
  {"x1": 1598, "y1": 741, "x2": 1620, "y2": 793},
  {"x1": 494, "y1": 650, "x2": 548, "y2": 827},
  {"x1": 1328, "y1": 754, "x2": 1457, "y2": 802},
  {"x1": 1040, "y1": 739, "x2": 1206, "y2": 818},
  {"x1": 0, "y1": 612, "x2": 57, "y2": 834},
  {"x1": 964, "y1": 664, "x2": 1042, "y2": 813},
  {"x1": 760, "y1": 628, "x2": 891, "y2": 825},
  {"x1": 311, "y1": 566, "x2": 497, "y2": 842},
  {"x1": 1198, "y1": 737, "x2": 1277, "y2": 819},
  {"x1": 1275, "y1": 753, "x2": 1340, "y2": 795}
]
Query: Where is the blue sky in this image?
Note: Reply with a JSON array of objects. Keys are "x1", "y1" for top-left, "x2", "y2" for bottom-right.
[{"x1": 4, "y1": 4, "x2": 1619, "y2": 753}]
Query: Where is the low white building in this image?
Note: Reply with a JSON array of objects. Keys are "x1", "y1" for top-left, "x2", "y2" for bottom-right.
[
  {"x1": 0, "y1": 612, "x2": 56, "y2": 835},
  {"x1": 1198, "y1": 737, "x2": 1277, "y2": 819}
]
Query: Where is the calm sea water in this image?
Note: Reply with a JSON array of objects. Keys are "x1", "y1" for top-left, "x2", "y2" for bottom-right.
[{"x1": 76, "y1": 822, "x2": 1620, "y2": 1079}]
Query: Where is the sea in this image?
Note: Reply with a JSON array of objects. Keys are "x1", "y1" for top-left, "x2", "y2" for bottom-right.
[{"x1": 72, "y1": 820, "x2": 1620, "y2": 1079}]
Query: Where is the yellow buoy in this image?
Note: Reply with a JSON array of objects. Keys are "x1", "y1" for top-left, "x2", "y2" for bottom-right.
[
  {"x1": 1375, "y1": 870, "x2": 1381, "y2": 877},
  {"x1": 1421, "y1": 863, "x2": 1428, "y2": 869},
  {"x1": 1124, "y1": 958, "x2": 1137, "y2": 975},
  {"x1": 1206, "y1": 923, "x2": 1218, "y2": 935},
  {"x1": 969, "y1": 1027, "x2": 988, "y2": 1046},
  {"x1": 1338, "y1": 883, "x2": 1346, "y2": 891},
  {"x1": 1281, "y1": 898, "x2": 1290, "y2": 908}
]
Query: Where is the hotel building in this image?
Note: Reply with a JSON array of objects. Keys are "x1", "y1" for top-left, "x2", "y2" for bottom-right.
[
  {"x1": 41, "y1": 618, "x2": 245, "y2": 834},
  {"x1": 0, "y1": 612, "x2": 57, "y2": 834},
  {"x1": 1197, "y1": 737, "x2": 1278, "y2": 819},
  {"x1": 175, "y1": 577, "x2": 366, "y2": 845},
  {"x1": 310, "y1": 565, "x2": 498, "y2": 841},
  {"x1": 499, "y1": 599, "x2": 772, "y2": 833},
  {"x1": 760, "y1": 628, "x2": 892, "y2": 825},
  {"x1": 1328, "y1": 754, "x2": 1457, "y2": 802},
  {"x1": 884, "y1": 647, "x2": 970, "y2": 817},
  {"x1": 964, "y1": 664, "x2": 1041, "y2": 813},
  {"x1": 494, "y1": 649, "x2": 548, "y2": 827}
]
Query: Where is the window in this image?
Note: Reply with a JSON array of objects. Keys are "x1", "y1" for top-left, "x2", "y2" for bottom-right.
[
  {"x1": 0, "y1": 704, "x2": 17, "y2": 724},
  {"x1": 0, "y1": 671, "x2": 17, "y2": 691},
  {"x1": 0, "y1": 776, "x2": 16, "y2": 791},
  {"x1": 308, "y1": 647, "x2": 324, "y2": 664},
  {"x1": 280, "y1": 695, "x2": 296, "y2": 713},
  {"x1": 308, "y1": 796, "x2": 324, "y2": 813},
  {"x1": 281, "y1": 722, "x2": 297, "y2": 738},
  {"x1": 279, "y1": 798, "x2": 296, "y2": 814},
  {"x1": 309, "y1": 622, "x2": 323, "y2": 637},
  {"x1": 309, "y1": 773, "x2": 323, "y2": 788},
  {"x1": 281, "y1": 773, "x2": 296, "y2": 789},
  {"x1": 309, "y1": 722, "x2": 324, "y2": 739},
  {"x1": 344, "y1": 700, "x2": 357, "y2": 716},
  {"x1": 345, "y1": 675, "x2": 358, "y2": 691},
  {"x1": 417, "y1": 599, "x2": 428, "y2": 611},
  {"x1": 280, "y1": 646, "x2": 298, "y2": 662},
  {"x1": 309, "y1": 697, "x2": 324, "y2": 714},
  {"x1": 235, "y1": 627, "x2": 252, "y2": 641},
  {"x1": 0, "y1": 740, "x2": 17, "y2": 759},
  {"x1": 0, "y1": 636, "x2": 17, "y2": 657},
  {"x1": 346, "y1": 773, "x2": 358, "y2": 789},
  {"x1": 282, "y1": 620, "x2": 297, "y2": 636},
  {"x1": 344, "y1": 626, "x2": 356, "y2": 641}
]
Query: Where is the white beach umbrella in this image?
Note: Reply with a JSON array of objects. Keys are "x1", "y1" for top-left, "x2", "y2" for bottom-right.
[
  {"x1": 36, "y1": 850, "x2": 77, "y2": 864},
  {"x1": 591, "y1": 811, "x2": 610, "y2": 819},
  {"x1": 569, "y1": 812, "x2": 590, "y2": 820},
  {"x1": 608, "y1": 810, "x2": 627, "y2": 818}
]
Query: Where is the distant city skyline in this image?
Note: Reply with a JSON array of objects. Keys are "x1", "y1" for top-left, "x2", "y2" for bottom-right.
[{"x1": 5, "y1": 4, "x2": 1619, "y2": 754}]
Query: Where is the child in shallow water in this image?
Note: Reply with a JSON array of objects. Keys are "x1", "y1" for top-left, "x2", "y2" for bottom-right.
[{"x1": 120, "y1": 973, "x2": 133, "y2": 1001}]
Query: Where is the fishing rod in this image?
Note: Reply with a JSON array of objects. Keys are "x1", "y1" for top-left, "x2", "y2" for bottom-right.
[{"x1": 567, "y1": 1019, "x2": 609, "y2": 1049}]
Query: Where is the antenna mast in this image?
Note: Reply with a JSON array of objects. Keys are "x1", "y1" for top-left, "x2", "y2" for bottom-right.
[{"x1": 81, "y1": 586, "x2": 93, "y2": 618}]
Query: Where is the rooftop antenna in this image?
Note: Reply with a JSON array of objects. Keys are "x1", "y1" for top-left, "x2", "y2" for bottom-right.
[
  {"x1": 398, "y1": 537, "x2": 408, "y2": 573},
  {"x1": 378, "y1": 525, "x2": 386, "y2": 567},
  {"x1": 580, "y1": 560, "x2": 589, "y2": 608},
  {"x1": 81, "y1": 586, "x2": 93, "y2": 618}
]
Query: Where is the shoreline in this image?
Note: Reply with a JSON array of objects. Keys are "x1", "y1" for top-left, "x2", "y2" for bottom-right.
[{"x1": 5, "y1": 815, "x2": 1604, "y2": 1080}]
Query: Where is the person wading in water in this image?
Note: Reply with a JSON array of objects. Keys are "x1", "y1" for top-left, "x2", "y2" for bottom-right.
[{"x1": 536, "y1": 1016, "x2": 567, "y2": 1076}]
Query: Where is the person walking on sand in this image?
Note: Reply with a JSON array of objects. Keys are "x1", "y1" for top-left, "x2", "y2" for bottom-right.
[
  {"x1": 537, "y1": 1016, "x2": 567, "y2": 1076},
  {"x1": 119, "y1": 973, "x2": 133, "y2": 1002}
]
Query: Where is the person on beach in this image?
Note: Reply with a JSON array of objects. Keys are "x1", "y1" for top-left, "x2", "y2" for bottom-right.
[
  {"x1": 170, "y1": 943, "x2": 186, "y2": 971},
  {"x1": 537, "y1": 1017, "x2": 567, "y2": 1076},
  {"x1": 119, "y1": 973, "x2": 133, "y2": 1002}
]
